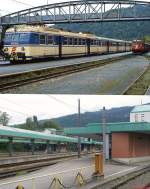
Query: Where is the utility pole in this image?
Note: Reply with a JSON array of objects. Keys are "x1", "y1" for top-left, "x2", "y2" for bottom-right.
[
  {"x1": 102, "y1": 106, "x2": 106, "y2": 162},
  {"x1": 78, "y1": 99, "x2": 81, "y2": 158}
]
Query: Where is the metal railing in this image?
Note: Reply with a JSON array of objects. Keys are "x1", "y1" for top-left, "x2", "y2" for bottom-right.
[{"x1": 0, "y1": 0, "x2": 150, "y2": 25}]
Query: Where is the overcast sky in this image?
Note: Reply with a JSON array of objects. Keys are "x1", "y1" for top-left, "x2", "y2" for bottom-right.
[
  {"x1": 0, "y1": 0, "x2": 149, "y2": 15},
  {"x1": 0, "y1": 95, "x2": 149, "y2": 125}
]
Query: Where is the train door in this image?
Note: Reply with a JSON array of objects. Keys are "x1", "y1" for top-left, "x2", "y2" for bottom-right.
[
  {"x1": 107, "y1": 41, "x2": 110, "y2": 53},
  {"x1": 87, "y1": 39, "x2": 90, "y2": 55}
]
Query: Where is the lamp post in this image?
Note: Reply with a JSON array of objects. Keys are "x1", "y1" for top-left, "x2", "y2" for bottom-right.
[
  {"x1": 78, "y1": 99, "x2": 81, "y2": 158},
  {"x1": 102, "y1": 106, "x2": 106, "y2": 162}
]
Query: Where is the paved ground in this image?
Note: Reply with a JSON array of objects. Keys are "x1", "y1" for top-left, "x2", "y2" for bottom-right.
[
  {"x1": 0, "y1": 154, "x2": 136, "y2": 189},
  {"x1": 0, "y1": 52, "x2": 131, "y2": 76},
  {"x1": 6, "y1": 55, "x2": 149, "y2": 94}
]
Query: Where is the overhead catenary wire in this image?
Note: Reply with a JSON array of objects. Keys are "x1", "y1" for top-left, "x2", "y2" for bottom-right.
[
  {"x1": 0, "y1": 105, "x2": 32, "y2": 116},
  {"x1": 47, "y1": 95, "x2": 89, "y2": 113},
  {"x1": 0, "y1": 96, "x2": 45, "y2": 116},
  {"x1": 9, "y1": 0, "x2": 34, "y2": 7},
  {"x1": 0, "y1": 96, "x2": 61, "y2": 119}
]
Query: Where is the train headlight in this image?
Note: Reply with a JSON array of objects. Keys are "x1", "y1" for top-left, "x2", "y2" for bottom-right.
[
  {"x1": 4, "y1": 48, "x2": 8, "y2": 52},
  {"x1": 21, "y1": 47, "x2": 25, "y2": 51}
]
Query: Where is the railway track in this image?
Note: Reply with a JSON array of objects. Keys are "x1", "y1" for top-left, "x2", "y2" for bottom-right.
[
  {"x1": 0, "y1": 54, "x2": 131, "y2": 92},
  {"x1": 0, "y1": 152, "x2": 82, "y2": 179}
]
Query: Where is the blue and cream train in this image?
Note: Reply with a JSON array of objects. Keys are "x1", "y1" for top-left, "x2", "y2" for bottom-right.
[{"x1": 3, "y1": 25, "x2": 131, "y2": 62}]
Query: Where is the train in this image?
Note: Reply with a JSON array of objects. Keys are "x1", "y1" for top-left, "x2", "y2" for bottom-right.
[
  {"x1": 3, "y1": 25, "x2": 132, "y2": 62},
  {"x1": 132, "y1": 40, "x2": 150, "y2": 54}
]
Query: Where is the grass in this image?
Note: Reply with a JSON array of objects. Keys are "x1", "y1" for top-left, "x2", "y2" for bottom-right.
[{"x1": 124, "y1": 55, "x2": 150, "y2": 95}]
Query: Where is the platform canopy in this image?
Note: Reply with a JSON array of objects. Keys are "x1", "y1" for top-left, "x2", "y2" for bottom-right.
[
  {"x1": 0, "y1": 126, "x2": 100, "y2": 145},
  {"x1": 64, "y1": 122, "x2": 150, "y2": 140}
]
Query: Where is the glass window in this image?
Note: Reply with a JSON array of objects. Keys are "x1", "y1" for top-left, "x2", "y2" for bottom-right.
[
  {"x1": 19, "y1": 33, "x2": 29, "y2": 41},
  {"x1": 74, "y1": 38, "x2": 78, "y2": 45},
  {"x1": 40, "y1": 35, "x2": 46, "y2": 44},
  {"x1": 135, "y1": 114, "x2": 138, "y2": 122},
  {"x1": 78, "y1": 39, "x2": 82, "y2": 45},
  {"x1": 141, "y1": 114, "x2": 145, "y2": 122},
  {"x1": 5, "y1": 33, "x2": 12, "y2": 42},
  {"x1": 11, "y1": 33, "x2": 19, "y2": 41},
  {"x1": 48, "y1": 35, "x2": 53, "y2": 44},
  {"x1": 63, "y1": 37, "x2": 68, "y2": 45},
  {"x1": 68, "y1": 38, "x2": 73, "y2": 45},
  {"x1": 82, "y1": 39, "x2": 86, "y2": 45}
]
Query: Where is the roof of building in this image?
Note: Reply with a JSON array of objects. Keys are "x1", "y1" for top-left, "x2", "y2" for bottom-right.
[
  {"x1": 0, "y1": 126, "x2": 100, "y2": 145},
  {"x1": 64, "y1": 122, "x2": 150, "y2": 135},
  {"x1": 131, "y1": 105, "x2": 150, "y2": 113}
]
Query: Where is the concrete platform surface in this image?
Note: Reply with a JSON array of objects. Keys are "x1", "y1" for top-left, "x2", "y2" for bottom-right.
[
  {"x1": 0, "y1": 52, "x2": 131, "y2": 76},
  {"x1": 113, "y1": 156, "x2": 150, "y2": 165},
  {"x1": 0, "y1": 154, "x2": 136, "y2": 189}
]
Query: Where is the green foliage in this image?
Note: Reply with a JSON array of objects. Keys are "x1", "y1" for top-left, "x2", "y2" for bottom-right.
[
  {"x1": 144, "y1": 36, "x2": 150, "y2": 43},
  {"x1": 0, "y1": 112, "x2": 10, "y2": 126},
  {"x1": 13, "y1": 116, "x2": 62, "y2": 131}
]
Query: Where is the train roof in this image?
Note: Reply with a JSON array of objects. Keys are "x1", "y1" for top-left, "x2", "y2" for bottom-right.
[
  {"x1": 6, "y1": 25, "x2": 96, "y2": 39},
  {"x1": 6, "y1": 25, "x2": 131, "y2": 43}
]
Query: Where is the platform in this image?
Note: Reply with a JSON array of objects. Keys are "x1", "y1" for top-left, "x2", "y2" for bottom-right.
[{"x1": 0, "y1": 154, "x2": 136, "y2": 189}]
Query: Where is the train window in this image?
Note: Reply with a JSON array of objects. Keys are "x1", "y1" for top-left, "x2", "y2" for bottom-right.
[
  {"x1": 5, "y1": 34, "x2": 12, "y2": 42},
  {"x1": 82, "y1": 39, "x2": 86, "y2": 45},
  {"x1": 40, "y1": 35, "x2": 46, "y2": 44},
  {"x1": 63, "y1": 37, "x2": 68, "y2": 45},
  {"x1": 99, "y1": 41, "x2": 102, "y2": 45},
  {"x1": 74, "y1": 38, "x2": 78, "y2": 45},
  {"x1": 11, "y1": 33, "x2": 19, "y2": 41},
  {"x1": 48, "y1": 35, "x2": 53, "y2": 44},
  {"x1": 68, "y1": 38, "x2": 73, "y2": 45},
  {"x1": 78, "y1": 38, "x2": 82, "y2": 45}
]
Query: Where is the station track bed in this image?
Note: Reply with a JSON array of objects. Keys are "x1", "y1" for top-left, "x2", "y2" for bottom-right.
[
  {"x1": 122, "y1": 55, "x2": 150, "y2": 95},
  {"x1": 0, "y1": 54, "x2": 132, "y2": 92},
  {"x1": 0, "y1": 152, "x2": 82, "y2": 179}
]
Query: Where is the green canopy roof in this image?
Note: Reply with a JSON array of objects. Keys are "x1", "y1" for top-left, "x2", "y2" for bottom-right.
[{"x1": 64, "y1": 122, "x2": 150, "y2": 135}]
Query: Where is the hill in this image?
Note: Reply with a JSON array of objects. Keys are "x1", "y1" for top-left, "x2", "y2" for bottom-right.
[
  {"x1": 54, "y1": 5, "x2": 150, "y2": 40},
  {"x1": 52, "y1": 106, "x2": 133, "y2": 128},
  {"x1": 13, "y1": 105, "x2": 134, "y2": 130}
]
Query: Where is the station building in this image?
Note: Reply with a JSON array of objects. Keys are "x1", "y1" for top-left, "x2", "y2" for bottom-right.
[{"x1": 64, "y1": 105, "x2": 150, "y2": 162}]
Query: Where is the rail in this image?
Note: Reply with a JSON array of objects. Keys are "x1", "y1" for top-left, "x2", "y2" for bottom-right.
[
  {"x1": 0, "y1": 53, "x2": 132, "y2": 92},
  {"x1": 0, "y1": 164, "x2": 95, "y2": 189}
]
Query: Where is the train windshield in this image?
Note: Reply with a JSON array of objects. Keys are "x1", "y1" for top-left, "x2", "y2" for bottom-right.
[{"x1": 4, "y1": 33, "x2": 30, "y2": 44}]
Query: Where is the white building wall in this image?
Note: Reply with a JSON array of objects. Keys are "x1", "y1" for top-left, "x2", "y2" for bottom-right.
[{"x1": 130, "y1": 112, "x2": 150, "y2": 123}]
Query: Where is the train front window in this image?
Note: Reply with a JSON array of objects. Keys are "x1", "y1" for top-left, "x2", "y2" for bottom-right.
[{"x1": 19, "y1": 33, "x2": 29, "y2": 41}]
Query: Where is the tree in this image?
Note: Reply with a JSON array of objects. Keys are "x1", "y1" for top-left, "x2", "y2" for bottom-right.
[
  {"x1": 0, "y1": 112, "x2": 10, "y2": 126},
  {"x1": 33, "y1": 116, "x2": 39, "y2": 127},
  {"x1": 26, "y1": 117, "x2": 33, "y2": 126},
  {"x1": 41, "y1": 120, "x2": 62, "y2": 131}
]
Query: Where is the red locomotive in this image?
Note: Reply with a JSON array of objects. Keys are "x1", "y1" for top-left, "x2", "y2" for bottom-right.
[{"x1": 132, "y1": 40, "x2": 150, "y2": 54}]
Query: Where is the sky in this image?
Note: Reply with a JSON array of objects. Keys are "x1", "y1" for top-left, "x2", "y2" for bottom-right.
[
  {"x1": 0, "y1": 0, "x2": 149, "y2": 15},
  {"x1": 0, "y1": 95, "x2": 149, "y2": 125}
]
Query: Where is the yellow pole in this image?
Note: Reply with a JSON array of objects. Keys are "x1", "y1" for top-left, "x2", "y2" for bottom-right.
[
  {"x1": 95, "y1": 153, "x2": 104, "y2": 177},
  {"x1": 32, "y1": 178, "x2": 36, "y2": 189}
]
